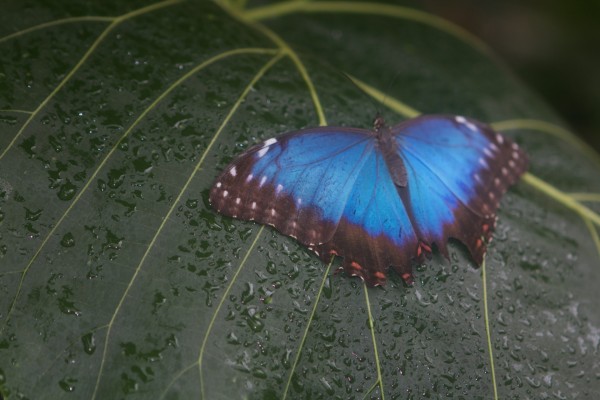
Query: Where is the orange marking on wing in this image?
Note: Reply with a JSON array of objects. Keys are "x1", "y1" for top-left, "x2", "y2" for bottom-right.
[
  {"x1": 373, "y1": 271, "x2": 386, "y2": 280},
  {"x1": 349, "y1": 261, "x2": 362, "y2": 272}
]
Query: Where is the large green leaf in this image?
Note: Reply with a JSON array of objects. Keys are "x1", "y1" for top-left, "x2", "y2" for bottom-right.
[{"x1": 1, "y1": 0, "x2": 599, "y2": 398}]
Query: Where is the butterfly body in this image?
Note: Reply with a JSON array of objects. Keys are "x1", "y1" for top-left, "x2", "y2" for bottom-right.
[{"x1": 210, "y1": 115, "x2": 527, "y2": 286}]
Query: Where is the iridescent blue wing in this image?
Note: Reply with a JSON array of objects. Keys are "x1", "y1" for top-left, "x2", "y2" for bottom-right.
[
  {"x1": 311, "y1": 148, "x2": 419, "y2": 285},
  {"x1": 210, "y1": 128, "x2": 421, "y2": 286},
  {"x1": 393, "y1": 115, "x2": 528, "y2": 264},
  {"x1": 210, "y1": 128, "x2": 375, "y2": 247},
  {"x1": 211, "y1": 115, "x2": 527, "y2": 286}
]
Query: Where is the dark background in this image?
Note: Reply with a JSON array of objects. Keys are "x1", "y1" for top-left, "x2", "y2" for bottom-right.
[{"x1": 421, "y1": 0, "x2": 600, "y2": 152}]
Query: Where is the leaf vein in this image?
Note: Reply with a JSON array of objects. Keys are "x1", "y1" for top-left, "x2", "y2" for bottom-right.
[
  {"x1": 363, "y1": 283, "x2": 385, "y2": 400},
  {"x1": 90, "y1": 49, "x2": 283, "y2": 399},
  {"x1": 0, "y1": 47, "x2": 278, "y2": 337},
  {"x1": 282, "y1": 258, "x2": 333, "y2": 400},
  {"x1": 244, "y1": 1, "x2": 493, "y2": 57}
]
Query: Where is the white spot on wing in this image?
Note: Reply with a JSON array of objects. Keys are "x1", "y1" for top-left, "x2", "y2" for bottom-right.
[
  {"x1": 455, "y1": 115, "x2": 476, "y2": 131},
  {"x1": 512, "y1": 151, "x2": 520, "y2": 160},
  {"x1": 251, "y1": 202, "x2": 256, "y2": 209},
  {"x1": 276, "y1": 184, "x2": 283, "y2": 194},
  {"x1": 236, "y1": 197, "x2": 240, "y2": 204},
  {"x1": 466, "y1": 121, "x2": 477, "y2": 131},
  {"x1": 478, "y1": 157, "x2": 489, "y2": 169},
  {"x1": 264, "y1": 138, "x2": 277, "y2": 146},
  {"x1": 223, "y1": 190, "x2": 228, "y2": 198},
  {"x1": 496, "y1": 133, "x2": 504, "y2": 144},
  {"x1": 230, "y1": 166, "x2": 237, "y2": 177},
  {"x1": 483, "y1": 148, "x2": 493, "y2": 157},
  {"x1": 260, "y1": 175, "x2": 267, "y2": 187},
  {"x1": 246, "y1": 174, "x2": 253, "y2": 183},
  {"x1": 216, "y1": 182, "x2": 222, "y2": 188},
  {"x1": 257, "y1": 147, "x2": 268, "y2": 158}
]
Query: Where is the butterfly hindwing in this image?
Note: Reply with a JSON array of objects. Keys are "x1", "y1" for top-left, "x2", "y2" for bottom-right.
[{"x1": 312, "y1": 148, "x2": 419, "y2": 285}]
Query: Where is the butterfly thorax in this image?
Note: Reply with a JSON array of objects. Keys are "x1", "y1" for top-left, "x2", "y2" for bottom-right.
[
  {"x1": 373, "y1": 114, "x2": 386, "y2": 133},
  {"x1": 373, "y1": 117, "x2": 408, "y2": 188}
]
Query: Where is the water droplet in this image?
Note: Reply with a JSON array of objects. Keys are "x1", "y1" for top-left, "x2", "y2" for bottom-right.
[
  {"x1": 107, "y1": 167, "x2": 126, "y2": 189},
  {"x1": 252, "y1": 367, "x2": 267, "y2": 379},
  {"x1": 287, "y1": 251, "x2": 301, "y2": 263},
  {"x1": 320, "y1": 327, "x2": 337, "y2": 342},
  {"x1": 49, "y1": 134, "x2": 63, "y2": 152},
  {"x1": 60, "y1": 232, "x2": 75, "y2": 247},
  {"x1": 226, "y1": 332, "x2": 240, "y2": 345},
  {"x1": 152, "y1": 291, "x2": 166, "y2": 313},
  {"x1": 525, "y1": 376, "x2": 541, "y2": 388},
  {"x1": 281, "y1": 349, "x2": 292, "y2": 369},
  {"x1": 319, "y1": 377, "x2": 334, "y2": 395},
  {"x1": 57, "y1": 180, "x2": 77, "y2": 201},
  {"x1": 19, "y1": 136, "x2": 36, "y2": 157},
  {"x1": 58, "y1": 298, "x2": 81, "y2": 317},
  {"x1": 323, "y1": 276, "x2": 333, "y2": 299},
  {"x1": 24, "y1": 223, "x2": 39, "y2": 238},
  {"x1": 245, "y1": 315, "x2": 264, "y2": 332},
  {"x1": 238, "y1": 227, "x2": 253, "y2": 241},
  {"x1": 185, "y1": 198, "x2": 198, "y2": 209},
  {"x1": 121, "y1": 342, "x2": 137, "y2": 356},
  {"x1": 97, "y1": 179, "x2": 107, "y2": 192},
  {"x1": 133, "y1": 156, "x2": 152, "y2": 173},
  {"x1": 59, "y1": 378, "x2": 76, "y2": 392},
  {"x1": 102, "y1": 229, "x2": 124, "y2": 251},
  {"x1": 81, "y1": 332, "x2": 96, "y2": 355},
  {"x1": 266, "y1": 261, "x2": 277, "y2": 274},
  {"x1": 241, "y1": 283, "x2": 255, "y2": 304}
]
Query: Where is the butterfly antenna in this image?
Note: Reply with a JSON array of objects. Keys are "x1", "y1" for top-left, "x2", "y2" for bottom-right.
[
  {"x1": 338, "y1": 71, "x2": 384, "y2": 123},
  {"x1": 380, "y1": 71, "x2": 402, "y2": 112}
]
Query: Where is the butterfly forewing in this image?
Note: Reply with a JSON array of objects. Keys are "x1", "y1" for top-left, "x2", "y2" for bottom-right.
[{"x1": 210, "y1": 128, "x2": 372, "y2": 246}]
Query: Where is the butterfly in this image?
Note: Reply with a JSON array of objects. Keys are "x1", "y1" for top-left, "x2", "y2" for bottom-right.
[{"x1": 209, "y1": 115, "x2": 528, "y2": 286}]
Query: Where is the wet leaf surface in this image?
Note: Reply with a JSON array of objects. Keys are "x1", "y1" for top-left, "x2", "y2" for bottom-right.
[{"x1": 1, "y1": 1, "x2": 599, "y2": 399}]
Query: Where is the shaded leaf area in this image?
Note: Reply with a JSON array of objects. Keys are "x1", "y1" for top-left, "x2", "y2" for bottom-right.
[{"x1": 0, "y1": 0, "x2": 599, "y2": 399}]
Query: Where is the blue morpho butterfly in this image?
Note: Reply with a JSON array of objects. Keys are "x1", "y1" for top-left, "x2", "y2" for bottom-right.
[{"x1": 210, "y1": 115, "x2": 528, "y2": 286}]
